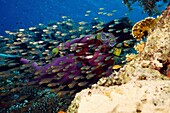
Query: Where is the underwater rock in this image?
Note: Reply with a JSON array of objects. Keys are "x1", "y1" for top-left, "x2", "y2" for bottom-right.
[
  {"x1": 67, "y1": 3, "x2": 170, "y2": 113},
  {"x1": 68, "y1": 81, "x2": 170, "y2": 113}
]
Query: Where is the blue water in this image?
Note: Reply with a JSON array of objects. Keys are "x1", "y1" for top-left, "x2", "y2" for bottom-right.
[
  {"x1": 0, "y1": 0, "x2": 168, "y2": 36},
  {"x1": 1, "y1": 0, "x2": 167, "y2": 36}
]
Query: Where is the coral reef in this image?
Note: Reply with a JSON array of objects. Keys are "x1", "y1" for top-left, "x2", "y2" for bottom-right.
[
  {"x1": 0, "y1": 18, "x2": 104, "y2": 112},
  {"x1": 68, "y1": 4, "x2": 170, "y2": 113},
  {"x1": 0, "y1": 16, "x2": 137, "y2": 112},
  {"x1": 122, "y1": 0, "x2": 169, "y2": 16}
]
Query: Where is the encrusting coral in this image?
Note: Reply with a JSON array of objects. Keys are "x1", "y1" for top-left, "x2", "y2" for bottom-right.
[{"x1": 67, "y1": 3, "x2": 170, "y2": 113}]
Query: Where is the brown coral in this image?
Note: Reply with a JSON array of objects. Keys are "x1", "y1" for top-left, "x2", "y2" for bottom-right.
[{"x1": 132, "y1": 17, "x2": 159, "y2": 40}]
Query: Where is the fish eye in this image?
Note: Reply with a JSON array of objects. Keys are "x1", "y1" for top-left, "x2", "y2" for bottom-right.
[{"x1": 106, "y1": 35, "x2": 110, "y2": 38}]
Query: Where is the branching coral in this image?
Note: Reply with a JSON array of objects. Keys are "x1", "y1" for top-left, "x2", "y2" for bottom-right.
[{"x1": 122, "y1": 0, "x2": 169, "y2": 16}]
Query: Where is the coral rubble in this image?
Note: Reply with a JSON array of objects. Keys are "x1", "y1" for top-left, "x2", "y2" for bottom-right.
[{"x1": 67, "y1": 4, "x2": 170, "y2": 113}]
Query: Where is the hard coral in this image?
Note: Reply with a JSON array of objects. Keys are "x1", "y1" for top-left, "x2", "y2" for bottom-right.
[
  {"x1": 123, "y1": 0, "x2": 168, "y2": 16},
  {"x1": 134, "y1": 41, "x2": 145, "y2": 53},
  {"x1": 131, "y1": 3, "x2": 170, "y2": 76},
  {"x1": 132, "y1": 17, "x2": 158, "y2": 40}
]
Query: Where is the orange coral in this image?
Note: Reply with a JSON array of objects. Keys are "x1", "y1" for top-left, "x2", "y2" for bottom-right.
[
  {"x1": 58, "y1": 111, "x2": 65, "y2": 113},
  {"x1": 58, "y1": 110, "x2": 66, "y2": 113}
]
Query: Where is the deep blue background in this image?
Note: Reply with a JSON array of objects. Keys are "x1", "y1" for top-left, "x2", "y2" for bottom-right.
[{"x1": 0, "y1": 0, "x2": 167, "y2": 36}]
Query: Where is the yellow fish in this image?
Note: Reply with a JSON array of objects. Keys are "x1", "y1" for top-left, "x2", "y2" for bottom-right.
[
  {"x1": 113, "y1": 47, "x2": 122, "y2": 56},
  {"x1": 52, "y1": 47, "x2": 59, "y2": 56}
]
